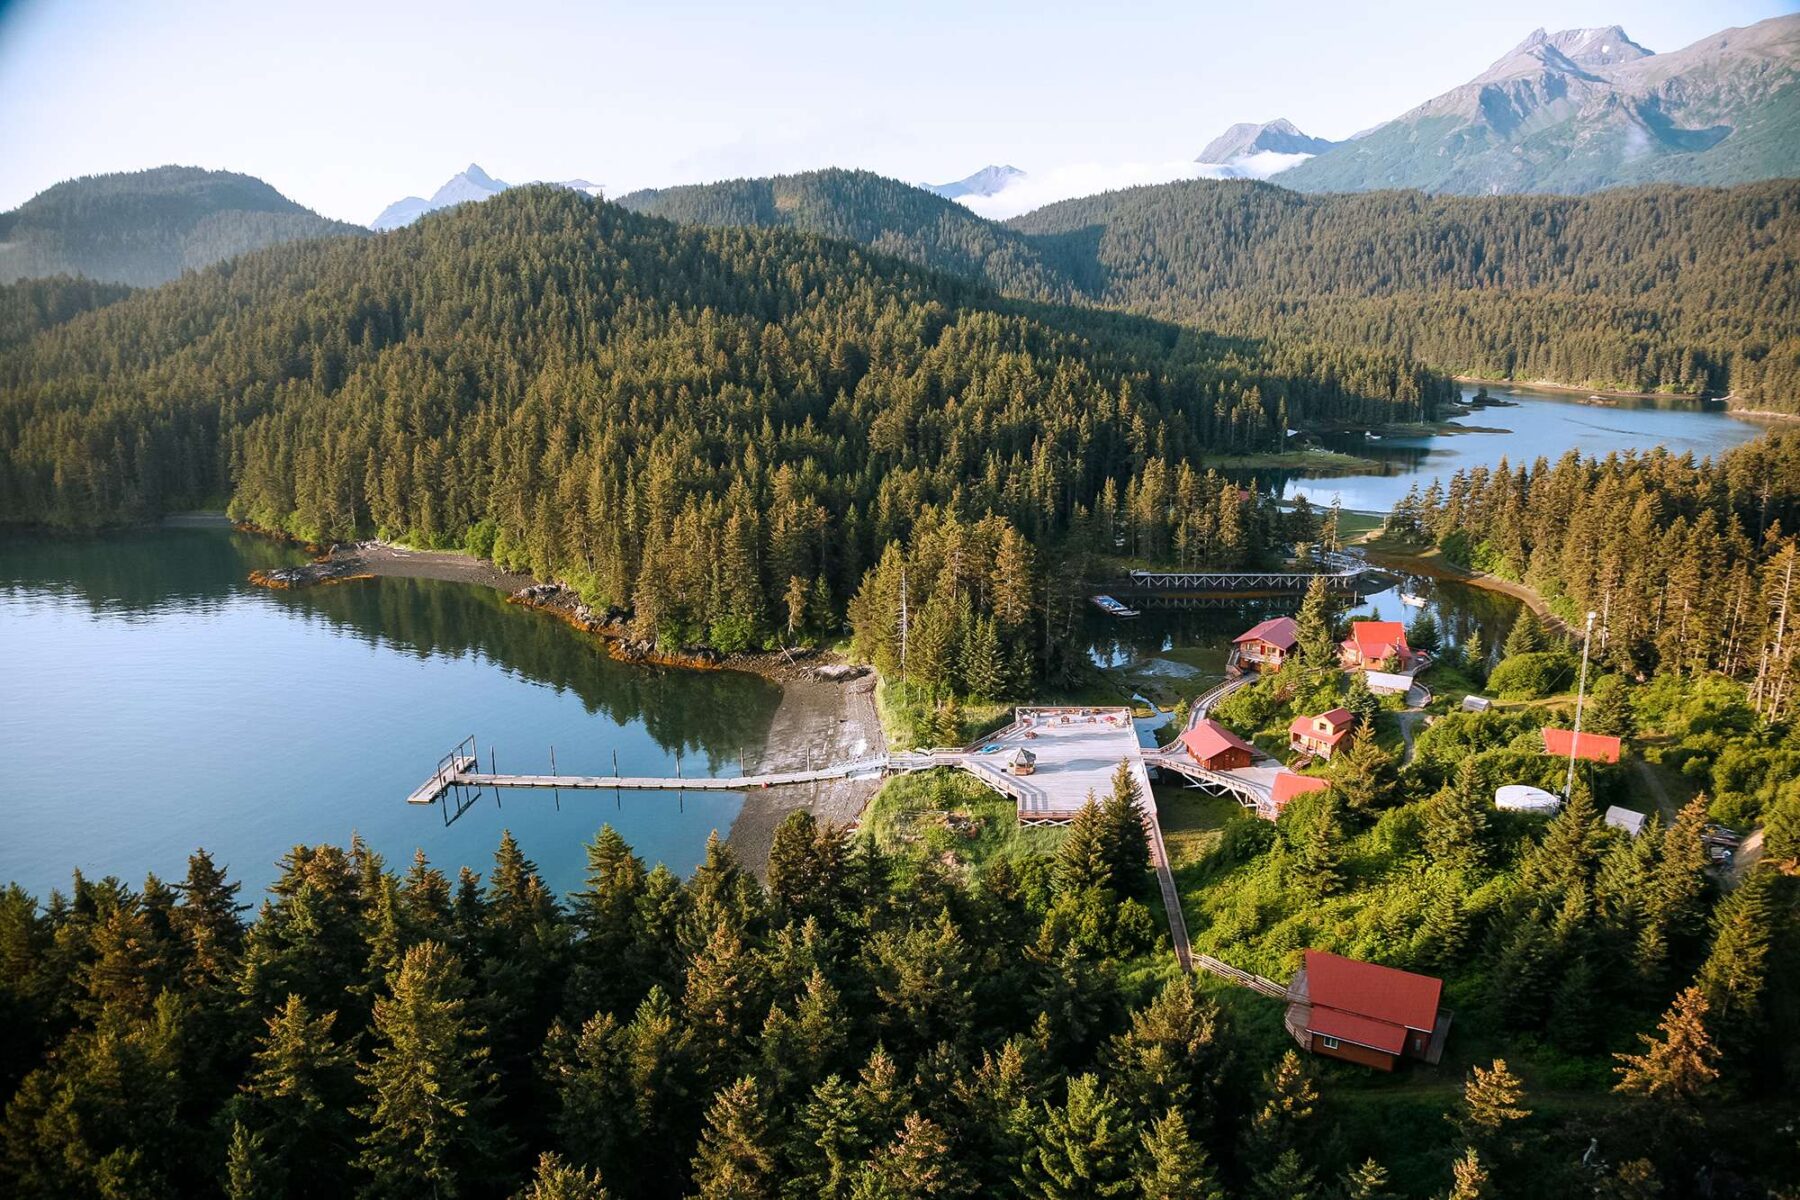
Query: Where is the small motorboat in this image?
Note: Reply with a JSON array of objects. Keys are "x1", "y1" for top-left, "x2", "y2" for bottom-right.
[
  {"x1": 1399, "y1": 592, "x2": 1427, "y2": 608},
  {"x1": 1091, "y1": 594, "x2": 1140, "y2": 619}
]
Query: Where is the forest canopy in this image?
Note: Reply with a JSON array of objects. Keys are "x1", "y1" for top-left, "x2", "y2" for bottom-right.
[
  {"x1": 0, "y1": 185, "x2": 1443, "y2": 663},
  {"x1": 627, "y1": 170, "x2": 1800, "y2": 410}
]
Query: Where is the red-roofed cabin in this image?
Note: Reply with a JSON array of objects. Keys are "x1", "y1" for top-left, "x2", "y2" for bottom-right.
[
  {"x1": 1234, "y1": 617, "x2": 1299, "y2": 671},
  {"x1": 1270, "y1": 772, "x2": 1329, "y2": 815},
  {"x1": 1541, "y1": 728, "x2": 1622, "y2": 763},
  {"x1": 1286, "y1": 950, "x2": 1450, "y2": 1071},
  {"x1": 1340, "y1": 621, "x2": 1414, "y2": 671},
  {"x1": 1289, "y1": 708, "x2": 1355, "y2": 760},
  {"x1": 1180, "y1": 720, "x2": 1257, "y2": 771}
]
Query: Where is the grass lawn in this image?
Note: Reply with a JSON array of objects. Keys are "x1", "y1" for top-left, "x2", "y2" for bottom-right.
[
  {"x1": 859, "y1": 768, "x2": 1065, "y2": 876},
  {"x1": 1155, "y1": 786, "x2": 1248, "y2": 869}
]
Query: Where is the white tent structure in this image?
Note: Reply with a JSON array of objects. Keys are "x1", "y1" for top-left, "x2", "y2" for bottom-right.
[
  {"x1": 1605, "y1": 806, "x2": 1648, "y2": 837},
  {"x1": 1494, "y1": 785, "x2": 1561, "y2": 813}
]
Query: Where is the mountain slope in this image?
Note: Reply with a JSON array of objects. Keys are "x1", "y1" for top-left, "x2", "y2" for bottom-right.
[
  {"x1": 1280, "y1": 14, "x2": 1800, "y2": 194},
  {"x1": 0, "y1": 166, "x2": 365, "y2": 287}
]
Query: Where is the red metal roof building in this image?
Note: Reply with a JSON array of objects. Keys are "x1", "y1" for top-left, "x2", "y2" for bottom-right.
[
  {"x1": 1271, "y1": 771, "x2": 1330, "y2": 813},
  {"x1": 1289, "y1": 707, "x2": 1355, "y2": 760},
  {"x1": 1285, "y1": 950, "x2": 1450, "y2": 1071},
  {"x1": 1541, "y1": 728, "x2": 1622, "y2": 763},
  {"x1": 1180, "y1": 719, "x2": 1258, "y2": 772},
  {"x1": 1340, "y1": 621, "x2": 1414, "y2": 670},
  {"x1": 1233, "y1": 617, "x2": 1300, "y2": 671}
]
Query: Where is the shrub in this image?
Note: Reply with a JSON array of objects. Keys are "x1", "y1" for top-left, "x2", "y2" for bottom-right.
[{"x1": 1486, "y1": 651, "x2": 1574, "y2": 700}]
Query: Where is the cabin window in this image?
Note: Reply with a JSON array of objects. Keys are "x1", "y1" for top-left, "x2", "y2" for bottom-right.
[{"x1": 1320, "y1": 1035, "x2": 1340, "y2": 1050}]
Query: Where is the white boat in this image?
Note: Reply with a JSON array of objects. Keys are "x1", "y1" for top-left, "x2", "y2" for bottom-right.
[
  {"x1": 1365, "y1": 431, "x2": 1383, "y2": 440},
  {"x1": 1399, "y1": 592, "x2": 1426, "y2": 607},
  {"x1": 1091, "y1": 594, "x2": 1140, "y2": 619}
]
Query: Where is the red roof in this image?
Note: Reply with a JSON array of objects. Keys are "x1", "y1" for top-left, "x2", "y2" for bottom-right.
[
  {"x1": 1302, "y1": 950, "x2": 1442, "y2": 1052},
  {"x1": 1272, "y1": 772, "x2": 1330, "y2": 808},
  {"x1": 1234, "y1": 616, "x2": 1299, "y2": 651},
  {"x1": 1542, "y1": 728, "x2": 1622, "y2": 763},
  {"x1": 1181, "y1": 719, "x2": 1256, "y2": 763},
  {"x1": 1346, "y1": 621, "x2": 1409, "y2": 662}
]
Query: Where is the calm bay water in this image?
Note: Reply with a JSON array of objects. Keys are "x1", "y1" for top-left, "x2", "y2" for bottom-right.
[
  {"x1": 1277, "y1": 385, "x2": 1765, "y2": 513},
  {"x1": 0, "y1": 526, "x2": 780, "y2": 900}
]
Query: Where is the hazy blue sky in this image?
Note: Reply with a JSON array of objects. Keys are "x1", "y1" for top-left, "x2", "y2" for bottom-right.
[{"x1": 2, "y1": 0, "x2": 1794, "y2": 223}]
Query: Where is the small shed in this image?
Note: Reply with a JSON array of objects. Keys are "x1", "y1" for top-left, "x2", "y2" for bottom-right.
[
  {"x1": 1542, "y1": 728, "x2": 1622, "y2": 763},
  {"x1": 1461, "y1": 695, "x2": 1492, "y2": 713},
  {"x1": 1006, "y1": 747, "x2": 1037, "y2": 777},
  {"x1": 1180, "y1": 719, "x2": 1257, "y2": 772},
  {"x1": 1605, "y1": 806, "x2": 1648, "y2": 837},
  {"x1": 1494, "y1": 785, "x2": 1561, "y2": 813}
]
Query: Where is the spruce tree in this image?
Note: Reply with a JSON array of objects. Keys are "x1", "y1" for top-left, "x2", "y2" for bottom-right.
[
  {"x1": 849, "y1": 1112, "x2": 965, "y2": 1199},
  {"x1": 355, "y1": 941, "x2": 504, "y2": 1199},
  {"x1": 1340, "y1": 1158, "x2": 1395, "y2": 1200},
  {"x1": 1134, "y1": 1108, "x2": 1222, "y2": 1200},
  {"x1": 1099, "y1": 760, "x2": 1151, "y2": 892},
  {"x1": 1019, "y1": 1074, "x2": 1137, "y2": 1199},
  {"x1": 1055, "y1": 797, "x2": 1113, "y2": 894},
  {"x1": 1444, "y1": 1147, "x2": 1490, "y2": 1200},
  {"x1": 691, "y1": 1077, "x2": 778, "y2": 1200},
  {"x1": 1695, "y1": 869, "x2": 1774, "y2": 1063},
  {"x1": 517, "y1": 1153, "x2": 611, "y2": 1200},
  {"x1": 1614, "y1": 986, "x2": 1720, "y2": 1102}
]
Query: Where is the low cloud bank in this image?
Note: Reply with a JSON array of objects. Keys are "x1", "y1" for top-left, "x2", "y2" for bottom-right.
[{"x1": 956, "y1": 152, "x2": 1312, "y2": 220}]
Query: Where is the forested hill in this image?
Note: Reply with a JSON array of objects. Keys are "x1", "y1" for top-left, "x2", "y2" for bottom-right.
[
  {"x1": 618, "y1": 169, "x2": 1068, "y2": 300},
  {"x1": 618, "y1": 169, "x2": 1800, "y2": 410},
  {"x1": 0, "y1": 185, "x2": 1441, "y2": 653},
  {"x1": 0, "y1": 166, "x2": 366, "y2": 287}
]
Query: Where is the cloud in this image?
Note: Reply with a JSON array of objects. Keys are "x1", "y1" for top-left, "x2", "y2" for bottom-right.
[{"x1": 954, "y1": 152, "x2": 1314, "y2": 220}]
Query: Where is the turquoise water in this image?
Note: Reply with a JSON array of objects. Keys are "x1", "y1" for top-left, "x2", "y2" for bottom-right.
[
  {"x1": 1277, "y1": 385, "x2": 1765, "y2": 513},
  {"x1": 0, "y1": 526, "x2": 781, "y2": 900}
]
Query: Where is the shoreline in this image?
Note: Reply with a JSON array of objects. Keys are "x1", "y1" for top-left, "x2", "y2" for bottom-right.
[
  {"x1": 1358, "y1": 536, "x2": 1575, "y2": 638},
  {"x1": 236, "y1": 528, "x2": 887, "y2": 869},
  {"x1": 1453, "y1": 375, "x2": 1708, "y2": 404}
]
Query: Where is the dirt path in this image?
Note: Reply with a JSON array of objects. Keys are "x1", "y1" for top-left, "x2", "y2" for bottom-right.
[
  {"x1": 1630, "y1": 758, "x2": 1678, "y2": 823},
  {"x1": 1396, "y1": 711, "x2": 1424, "y2": 765}
]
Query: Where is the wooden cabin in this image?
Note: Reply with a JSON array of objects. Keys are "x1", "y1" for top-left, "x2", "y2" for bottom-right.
[
  {"x1": 1233, "y1": 617, "x2": 1300, "y2": 671},
  {"x1": 1180, "y1": 720, "x2": 1257, "y2": 772},
  {"x1": 1006, "y1": 747, "x2": 1037, "y2": 777},
  {"x1": 1340, "y1": 621, "x2": 1415, "y2": 671},
  {"x1": 1542, "y1": 728, "x2": 1621, "y2": 763},
  {"x1": 1289, "y1": 708, "x2": 1355, "y2": 760},
  {"x1": 1285, "y1": 950, "x2": 1449, "y2": 1071}
]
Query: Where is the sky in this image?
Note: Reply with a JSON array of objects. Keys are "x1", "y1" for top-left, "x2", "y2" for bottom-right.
[{"x1": 2, "y1": 0, "x2": 1795, "y2": 224}]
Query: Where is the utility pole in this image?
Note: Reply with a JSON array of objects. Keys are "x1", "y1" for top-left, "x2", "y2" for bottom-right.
[{"x1": 1564, "y1": 610, "x2": 1597, "y2": 800}]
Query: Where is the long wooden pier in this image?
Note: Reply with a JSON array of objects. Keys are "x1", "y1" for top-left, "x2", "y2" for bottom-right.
[{"x1": 406, "y1": 752, "x2": 890, "y2": 805}]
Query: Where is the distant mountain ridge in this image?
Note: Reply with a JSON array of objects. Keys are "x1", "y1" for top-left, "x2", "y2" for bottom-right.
[
  {"x1": 922, "y1": 165, "x2": 1026, "y2": 200},
  {"x1": 1196, "y1": 119, "x2": 1335, "y2": 163},
  {"x1": 1280, "y1": 13, "x2": 1800, "y2": 193},
  {"x1": 0, "y1": 166, "x2": 366, "y2": 286},
  {"x1": 370, "y1": 164, "x2": 603, "y2": 230}
]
